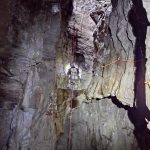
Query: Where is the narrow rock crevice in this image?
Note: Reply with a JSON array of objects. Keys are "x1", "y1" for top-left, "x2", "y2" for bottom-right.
[
  {"x1": 110, "y1": 95, "x2": 150, "y2": 150},
  {"x1": 126, "y1": 21, "x2": 134, "y2": 48},
  {"x1": 128, "y1": 0, "x2": 149, "y2": 108},
  {"x1": 121, "y1": 0, "x2": 150, "y2": 148}
]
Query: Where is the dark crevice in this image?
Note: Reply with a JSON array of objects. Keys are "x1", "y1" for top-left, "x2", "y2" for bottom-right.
[
  {"x1": 61, "y1": 0, "x2": 73, "y2": 28},
  {"x1": 128, "y1": 0, "x2": 150, "y2": 117},
  {"x1": 110, "y1": 4, "x2": 150, "y2": 148},
  {"x1": 125, "y1": 0, "x2": 150, "y2": 149},
  {"x1": 110, "y1": 95, "x2": 150, "y2": 150},
  {"x1": 111, "y1": 0, "x2": 118, "y2": 9},
  {"x1": 113, "y1": 102, "x2": 150, "y2": 147},
  {"x1": 129, "y1": 0, "x2": 150, "y2": 110},
  {"x1": 126, "y1": 21, "x2": 134, "y2": 48}
]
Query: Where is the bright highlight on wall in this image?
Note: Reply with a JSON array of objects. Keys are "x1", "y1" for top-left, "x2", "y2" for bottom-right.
[{"x1": 65, "y1": 63, "x2": 82, "y2": 78}]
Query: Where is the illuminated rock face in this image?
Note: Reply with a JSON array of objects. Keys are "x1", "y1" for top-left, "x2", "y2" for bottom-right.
[
  {"x1": 57, "y1": 0, "x2": 135, "y2": 105},
  {"x1": 0, "y1": 0, "x2": 150, "y2": 149}
]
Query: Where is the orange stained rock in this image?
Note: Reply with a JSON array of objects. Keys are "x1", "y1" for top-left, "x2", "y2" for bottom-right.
[
  {"x1": 145, "y1": 80, "x2": 150, "y2": 88},
  {"x1": 100, "y1": 58, "x2": 145, "y2": 68}
]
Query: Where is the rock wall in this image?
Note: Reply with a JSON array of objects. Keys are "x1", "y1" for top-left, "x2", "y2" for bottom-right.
[
  {"x1": 0, "y1": 0, "x2": 150, "y2": 150},
  {"x1": 56, "y1": 0, "x2": 150, "y2": 149},
  {"x1": 0, "y1": 0, "x2": 61, "y2": 149},
  {"x1": 57, "y1": 98, "x2": 138, "y2": 150}
]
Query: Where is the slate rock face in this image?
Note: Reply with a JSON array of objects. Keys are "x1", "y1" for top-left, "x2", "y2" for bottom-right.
[
  {"x1": 0, "y1": 0, "x2": 61, "y2": 149},
  {"x1": 0, "y1": 0, "x2": 150, "y2": 149},
  {"x1": 57, "y1": 99, "x2": 138, "y2": 150},
  {"x1": 57, "y1": 0, "x2": 150, "y2": 149}
]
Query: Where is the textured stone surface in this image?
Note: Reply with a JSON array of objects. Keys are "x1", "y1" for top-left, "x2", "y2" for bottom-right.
[
  {"x1": 144, "y1": 0, "x2": 150, "y2": 109},
  {"x1": 57, "y1": 99, "x2": 138, "y2": 150},
  {"x1": 57, "y1": 0, "x2": 135, "y2": 105},
  {"x1": 0, "y1": 0, "x2": 61, "y2": 149},
  {"x1": 56, "y1": 0, "x2": 150, "y2": 149},
  {"x1": 0, "y1": 109, "x2": 13, "y2": 149},
  {"x1": 0, "y1": 0, "x2": 150, "y2": 150}
]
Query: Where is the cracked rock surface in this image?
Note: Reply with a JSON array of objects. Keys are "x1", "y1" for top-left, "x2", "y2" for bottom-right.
[{"x1": 0, "y1": 0, "x2": 150, "y2": 149}]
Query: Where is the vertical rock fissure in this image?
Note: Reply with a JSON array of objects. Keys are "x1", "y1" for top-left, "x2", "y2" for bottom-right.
[
  {"x1": 129, "y1": 0, "x2": 147, "y2": 109},
  {"x1": 110, "y1": 94, "x2": 150, "y2": 149},
  {"x1": 128, "y1": 0, "x2": 150, "y2": 149},
  {"x1": 110, "y1": 1, "x2": 150, "y2": 148},
  {"x1": 112, "y1": 0, "x2": 150, "y2": 149}
]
